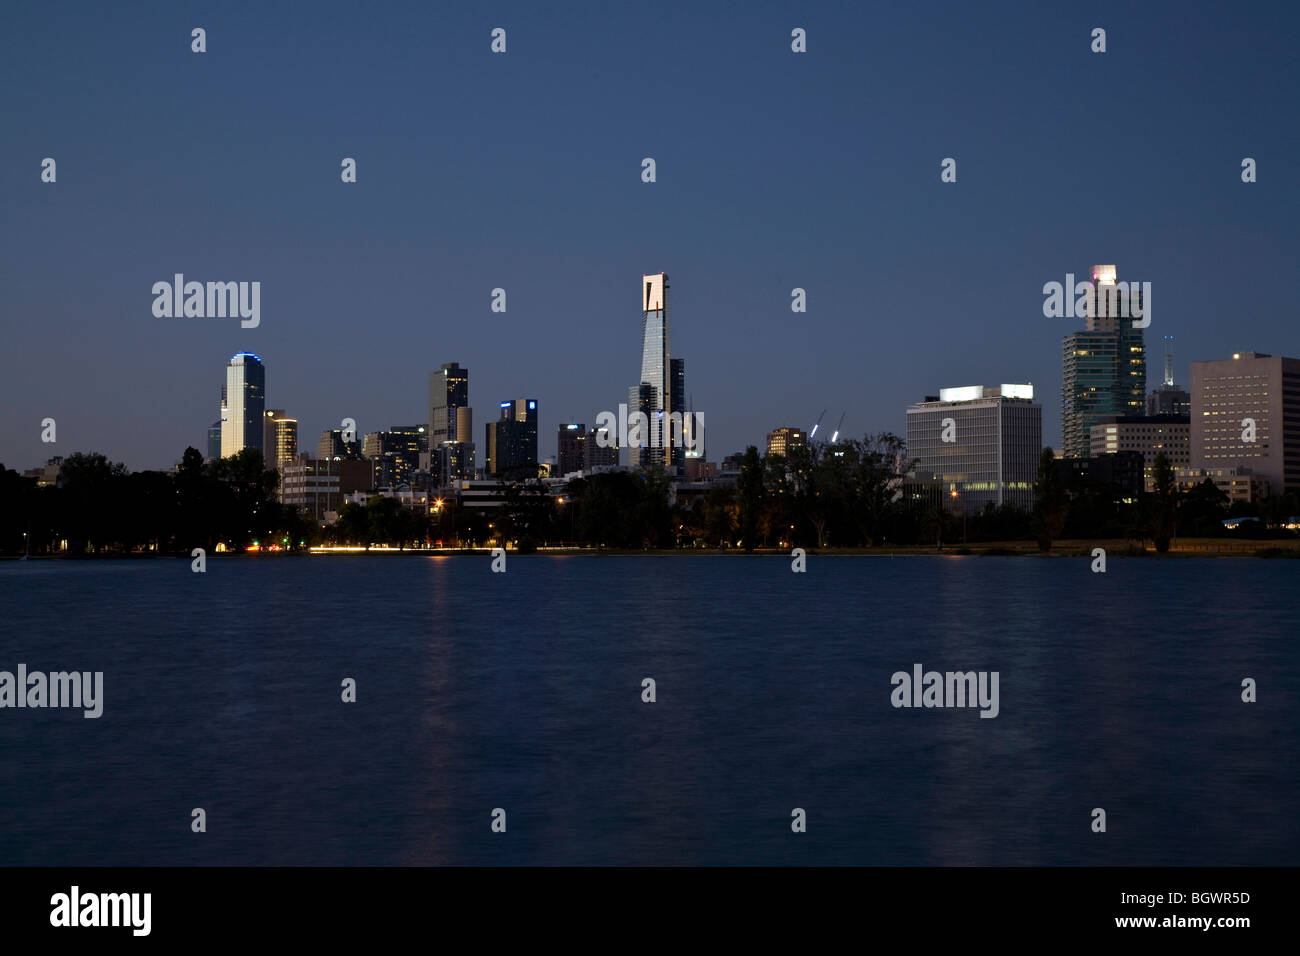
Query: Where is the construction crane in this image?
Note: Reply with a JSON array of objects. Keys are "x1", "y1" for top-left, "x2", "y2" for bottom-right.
[
  {"x1": 809, "y1": 409, "x2": 826, "y2": 439},
  {"x1": 830, "y1": 412, "x2": 846, "y2": 444}
]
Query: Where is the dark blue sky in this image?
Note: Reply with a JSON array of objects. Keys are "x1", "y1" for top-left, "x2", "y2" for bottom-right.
[{"x1": 3, "y1": 0, "x2": 1297, "y2": 471}]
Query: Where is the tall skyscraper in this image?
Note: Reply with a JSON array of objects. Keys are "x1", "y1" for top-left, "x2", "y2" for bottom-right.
[
  {"x1": 262, "y1": 410, "x2": 298, "y2": 474},
  {"x1": 429, "y1": 363, "x2": 474, "y2": 482},
  {"x1": 906, "y1": 384, "x2": 1042, "y2": 512},
  {"x1": 626, "y1": 382, "x2": 656, "y2": 470},
  {"x1": 219, "y1": 352, "x2": 266, "y2": 459},
  {"x1": 1061, "y1": 265, "x2": 1147, "y2": 458},
  {"x1": 669, "y1": 358, "x2": 686, "y2": 473},
  {"x1": 628, "y1": 273, "x2": 672, "y2": 470},
  {"x1": 1191, "y1": 351, "x2": 1300, "y2": 494},
  {"x1": 429, "y1": 363, "x2": 468, "y2": 444},
  {"x1": 485, "y1": 399, "x2": 538, "y2": 478},
  {"x1": 557, "y1": 423, "x2": 587, "y2": 476},
  {"x1": 390, "y1": 425, "x2": 427, "y2": 483}
]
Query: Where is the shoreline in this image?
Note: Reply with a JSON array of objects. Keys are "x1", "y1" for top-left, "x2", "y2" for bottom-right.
[{"x1": 6, "y1": 539, "x2": 1300, "y2": 560}]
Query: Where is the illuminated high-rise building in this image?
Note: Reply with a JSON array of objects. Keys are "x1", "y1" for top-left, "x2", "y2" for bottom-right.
[
  {"x1": 485, "y1": 398, "x2": 538, "y2": 479},
  {"x1": 1061, "y1": 265, "x2": 1147, "y2": 457},
  {"x1": 766, "y1": 427, "x2": 808, "y2": 459},
  {"x1": 628, "y1": 273, "x2": 672, "y2": 470},
  {"x1": 262, "y1": 410, "x2": 298, "y2": 473},
  {"x1": 1191, "y1": 351, "x2": 1300, "y2": 494},
  {"x1": 669, "y1": 358, "x2": 686, "y2": 473},
  {"x1": 430, "y1": 363, "x2": 474, "y2": 482},
  {"x1": 318, "y1": 429, "x2": 362, "y2": 461},
  {"x1": 362, "y1": 426, "x2": 424, "y2": 488},
  {"x1": 219, "y1": 352, "x2": 266, "y2": 458},
  {"x1": 557, "y1": 423, "x2": 587, "y2": 476}
]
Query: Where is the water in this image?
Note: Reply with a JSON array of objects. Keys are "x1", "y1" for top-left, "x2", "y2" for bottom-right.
[{"x1": 0, "y1": 555, "x2": 1295, "y2": 866}]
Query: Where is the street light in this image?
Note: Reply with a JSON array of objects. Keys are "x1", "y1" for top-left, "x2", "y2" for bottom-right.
[{"x1": 950, "y1": 489, "x2": 966, "y2": 543}]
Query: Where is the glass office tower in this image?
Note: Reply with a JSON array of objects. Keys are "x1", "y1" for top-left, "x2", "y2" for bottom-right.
[
  {"x1": 1061, "y1": 266, "x2": 1147, "y2": 458},
  {"x1": 220, "y1": 352, "x2": 266, "y2": 459},
  {"x1": 630, "y1": 273, "x2": 671, "y2": 470}
]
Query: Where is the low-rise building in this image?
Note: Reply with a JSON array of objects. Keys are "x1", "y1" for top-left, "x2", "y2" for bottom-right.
[
  {"x1": 282, "y1": 459, "x2": 372, "y2": 524},
  {"x1": 1089, "y1": 414, "x2": 1191, "y2": 491},
  {"x1": 1175, "y1": 467, "x2": 1270, "y2": 504}
]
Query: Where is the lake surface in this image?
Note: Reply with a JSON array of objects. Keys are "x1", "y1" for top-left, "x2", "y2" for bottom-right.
[{"x1": 0, "y1": 555, "x2": 1295, "y2": 866}]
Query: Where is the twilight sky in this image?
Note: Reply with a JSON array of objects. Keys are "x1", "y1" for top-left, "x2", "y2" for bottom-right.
[{"x1": 2, "y1": 0, "x2": 1297, "y2": 472}]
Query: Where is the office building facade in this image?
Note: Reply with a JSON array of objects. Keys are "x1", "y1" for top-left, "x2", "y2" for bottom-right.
[
  {"x1": 670, "y1": 358, "x2": 686, "y2": 473},
  {"x1": 766, "y1": 427, "x2": 808, "y2": 459},
  {"x1": 1190, "y1": 351, "x2": 1300, "y2": 494},
  {"x1": 558, "y1": 423, "x2": 587, "y2": 476},
  {"x1": 318, "y1": 429, "x2": 362, "y2": 461},
  {"x1": 485, "y1": 398, "x2": 539, "y2": 479},
  {"x1": 906, "y1": 384, "x2": 1042, "y2": 512},
  {"x1": 363, "y1": 425, "x2": 425, "y2": 488},
  {"x1": 585, "y1": 424, "x2": 619, "y2": 469},
  {"x1": 1061, "y1": 266, "x2": 1147, "y2": 457},
  {"x1": 429, "y1": 363, "x2": 474, "y2": 483},
  {"x1": 282, "y1": 459, "x2": 373, "y2": 525},
  {"x1": 1089, "y1": 414, "x2": 1190, "y2": 491},
  {"x1": 1175, "y1": 466, "x2": 1269, "y2": 503},
  {"x1": 262, "y1": 410, "x2": 298, "y2": 473}
]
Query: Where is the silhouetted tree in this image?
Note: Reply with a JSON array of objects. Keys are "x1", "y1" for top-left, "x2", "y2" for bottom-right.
[
  {"x1": 736, "y1": 446, "x2": 764, "y2": 551},
  {"x1": 1032, "y1": 448, "x2": 1067, "y2": 552},
  {"x1": 1149, "y1": 452, "x2": 1177, "y2": 552}
]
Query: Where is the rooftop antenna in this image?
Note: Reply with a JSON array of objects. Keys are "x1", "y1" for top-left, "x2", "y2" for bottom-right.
[{"x1": 1163, "y1": 335, "x2": 1175, "y2": 387}]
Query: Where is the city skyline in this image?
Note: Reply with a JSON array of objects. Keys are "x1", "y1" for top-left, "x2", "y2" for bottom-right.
[
  {"x1": 4, "y1": 0, "x2": 1297, "y2": 904},
  {"x1": 6, "y1": 329, "x2": 1296, "y2": 480},
  {"x1": 3, "y1": 2, "x2": 1298, "y2": 473}
]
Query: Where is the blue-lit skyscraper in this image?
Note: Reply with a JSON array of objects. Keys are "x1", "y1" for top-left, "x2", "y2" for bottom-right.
[
  {"x1": 485, "y1": 398, "x2": 538, "y2": 478},
  {"x1": 220, "y1": 352, "x2": 266, "y2": 459}
]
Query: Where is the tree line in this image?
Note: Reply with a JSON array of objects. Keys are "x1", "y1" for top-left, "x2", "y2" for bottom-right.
[
  {"x1": 2, "y1": 439, "x2": 1294, "y2": 555},
  {"x1": 1030, "y1": 449, "x2": 1297, "y2": 553},
  {"x1": 0, "y1": 448, "x2": 309, "y2": 555}
]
